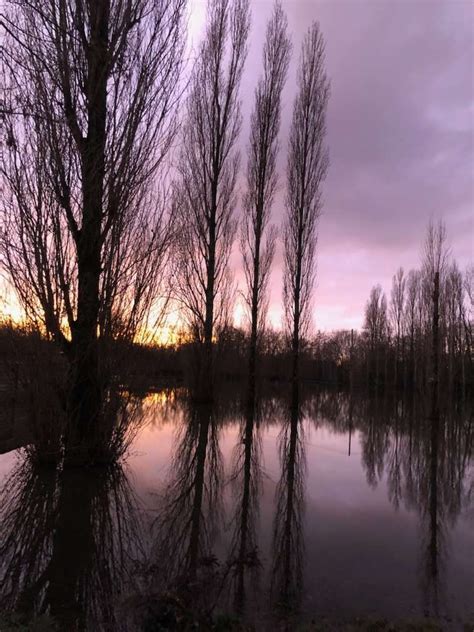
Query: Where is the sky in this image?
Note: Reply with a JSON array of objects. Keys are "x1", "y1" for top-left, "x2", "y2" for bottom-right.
[
  {"x1": 1, "y1": 1, "x2": 472, "y2": 338},
  {"x1": 191, "y1": 0, "x2": 474, "y2": 332}
]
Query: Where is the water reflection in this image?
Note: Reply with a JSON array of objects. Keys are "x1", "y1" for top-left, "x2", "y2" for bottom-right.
[
  {"x1": 152, "y1": 399, "x2": 224, "y2": 617},
  {"x1": 0, "y1": 388, "x2": 472, "y2": 629},
  {"x1": 315, "y1": 390, "x2": 472, "y2": 622},
  {"x1": 271, "y1": 383, "x2": 306, "y2": 618},
  {"x1": 228, "y1": 393, "x2": 264, "y2": 614},
  {"x1": 0, "y1": 459, "x2": 144, "y2": 631}
]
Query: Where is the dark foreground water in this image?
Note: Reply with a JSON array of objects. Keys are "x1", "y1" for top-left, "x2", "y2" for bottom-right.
[{"x1": 0, "y1": 388, "x2": 473, "y2": 630}]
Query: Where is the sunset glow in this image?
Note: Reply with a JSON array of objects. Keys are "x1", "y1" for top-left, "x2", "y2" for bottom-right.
[{"x1": 0, "y1": 1, "x2": 472, "y2": 629}]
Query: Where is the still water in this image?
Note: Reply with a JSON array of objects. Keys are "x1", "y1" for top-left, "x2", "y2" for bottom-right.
[{"x1": 0, "y1": 387, "x2": 473, "y2": 630}]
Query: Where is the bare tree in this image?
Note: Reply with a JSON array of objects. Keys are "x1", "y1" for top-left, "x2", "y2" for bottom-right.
[
  {"x1": 390, "y1": 266, "x2": 405, "y2": 386},
  {"x1": 444, "y1": 261, "x2": 463, "y2": 388},
  {"x1": 422, "y1": 219, "x2": 449, "y2": 407},
  {"x1": 283, "y1": 22, "x2": 329, "y2": 383},
  {"x1": 462, "y1": 264, "x2": 473, "y2": 386},
  {"x1": 1, "y1": 0, "x2": 185, "y2": 457},
  {"x1": 174, "y1": 0, "x2": 250, "y2": 399},
  {"x1": 285, "y1": 222, "x2": 470, "y2": 391},
  {"x1": 404, "y1": 269, "x2": 421, "y2": 385},
  {"x1": 241, "y1": 2, "x2": 290, "y2": 395},
  {"x1": 364, "y1": 284, "x2": 388, "y2": 386}
]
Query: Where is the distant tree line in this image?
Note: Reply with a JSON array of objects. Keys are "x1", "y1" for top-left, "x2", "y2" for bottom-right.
[
  {"x1": 1, "y1": 220, "x2": 471, "y2": 399},
  {"x1": 212, "y1": 220, "x2": 473, "y2": 394},
  {"x1": 359, "y1": 220, "x2": 471, "y2": 394}
]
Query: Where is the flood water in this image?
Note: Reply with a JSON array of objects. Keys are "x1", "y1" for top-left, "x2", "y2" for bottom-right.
[{"x1": 0, "y1": 387, "x2": 473, "y2": 630}]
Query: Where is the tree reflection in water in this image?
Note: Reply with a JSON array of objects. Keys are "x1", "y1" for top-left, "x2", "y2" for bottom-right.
[
  {"x1": 385, "y1": 394, "x2": 470, "y2": 620},
  {"x1": 227, "y1": 392, "x2": 264, "y2": 615},
  {"x1": 316, "y1": 389, "x2": 472, "y2": 621},
  {"x1": 151, "y1": 400, "x2": 224, "y2": 619},
  {"x1": 0, "y1": 388, "x2": 471, "y2": 629},
  {"x1": 271, "y1": 381, "x2": 306, "y2": 619},
  {"x1": 0, "y1": 458, "x2": 144, "y2": 631}
]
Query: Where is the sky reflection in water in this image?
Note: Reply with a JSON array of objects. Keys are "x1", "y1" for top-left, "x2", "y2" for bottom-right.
[{"x1": 1, "y1": 388, "x2": 473, "y2": 630}]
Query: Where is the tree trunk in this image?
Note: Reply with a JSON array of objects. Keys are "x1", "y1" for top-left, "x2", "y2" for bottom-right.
[
  {"x1": 431, "y1": 271, "x2": 440, "y2": 408},
  {"x1": 291, "y1": 228, "x2": 303, "y2": 384},
  {"x1": 67, "y1": 1, "x2": 109, "y2": 459},
  {"x1": 248, "y1": 228, "x2": 262, "y2": 396},
  {"x1": 200, "y1": 165, "x2": 219, "y2": 401}
]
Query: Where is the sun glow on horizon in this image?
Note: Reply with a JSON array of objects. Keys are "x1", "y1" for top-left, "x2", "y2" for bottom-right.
[
  {"x1": 0, "y1": 282, "x2": 363, "y2": 345},
  {"x1": 139, "y1": 323, "x2": 185, "y2": 347},
  {"x1": 0, "y1": 288, "x2": 24, "y2": 325}
]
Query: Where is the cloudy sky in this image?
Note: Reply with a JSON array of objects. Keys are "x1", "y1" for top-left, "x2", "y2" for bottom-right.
[
  {"x1": 1, "y1": 1, "x2": 471, "y2": 335},
  {"x1": 191, "y1": 0, "x2": 473, "y2": 332}
]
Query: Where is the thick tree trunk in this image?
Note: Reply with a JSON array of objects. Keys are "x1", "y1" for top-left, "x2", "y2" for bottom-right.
[{"x1": 67, "y1": 1, "x2": 109, "y2": 459}]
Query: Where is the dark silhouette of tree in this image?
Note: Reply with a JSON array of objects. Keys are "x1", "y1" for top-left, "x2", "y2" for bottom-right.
[
  {"x1": 1, "y1": 0, "x2": 185, "y2": 460},
  {"x1": 422, "y1": 219, "x2": 449, "y2": 410},
  {"x1": 390, "y1": 267, "x2": 406, "y2": 387},
  {"x1": 463, "y1": 264, "x2": 473, "y2": 380},
  {"x1": 241, "y1": 2, "x2": 290, "y2": 396},
  {"x1": 363, "y1": 285, "x2": 388, "y2": 386},
  {"x1": 174, "y1": 0, "x2": 250, "y2": 400},
  {"x1": 283, "y1": 22, "x2": 329, "y2": 383},
  {"x1": 405, "y1": 269, "x2": 421, "y2": 385},
  {"x1": 306, "y1": 221, "x2": 471, "y2": 393},
  {"x1": 444, "y1": 261, "x2": 464, "y2": 390}
]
